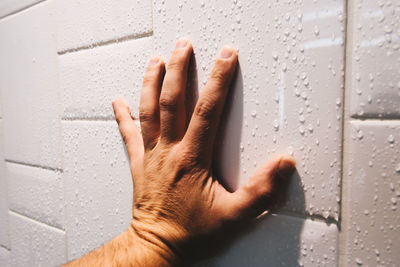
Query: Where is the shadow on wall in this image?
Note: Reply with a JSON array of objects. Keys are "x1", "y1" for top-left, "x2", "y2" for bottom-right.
[
  {"x1": 193, "y1": 174, "x2": 306, "y2": 267},
  {"x1": 186, "y1": 58, "x2": 306, "y2": 266},
  {"x1": 213, "y1": 62, "x2": 243, "y2": 192}
]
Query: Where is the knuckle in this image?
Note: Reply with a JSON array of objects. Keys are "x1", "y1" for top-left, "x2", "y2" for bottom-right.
[
  {"x1": 176, "y1": 149, "x2": 200, "y2": 172},
  {"x1": 159, "y1": 93, "x2": 178, "y2": 112},
  {"x1": 121, "y1": 131, "x2": 131, "y2": 145},
  {"x1": 194, "y1": 97, "x2": 218, "y2": 121},
  {"x1": 142, "y1": 74, "x2": 155, "y2": 88},
  {"x1": 167, "y1": 53, "x2": 188, "y2": 72},
  {"x1": 115, "y1": 115, "x2": 122, "y2": 125},
  {"x1": 139, "y1": 107, "x2": 156, "y2": 122},
  {"x1": 114, "y1": 111, "x2": 125, "y2": 126},
  {"x1": 210, "y1": 71, "x2": 228, "y2": 89},
  {"x1": 142, "y1": 65, "x2": 163, "y2": 87},
  {"x1": 258, "y1": 183, "x2": 274, "y2": 200}
]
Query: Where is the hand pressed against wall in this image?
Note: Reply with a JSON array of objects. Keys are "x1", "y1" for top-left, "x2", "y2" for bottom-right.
[{"x1": 110, "y1": 38, "x2": 296, "y2": 266}]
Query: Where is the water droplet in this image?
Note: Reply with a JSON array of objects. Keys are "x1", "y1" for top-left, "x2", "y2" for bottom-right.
[
  {"x1": 314, "y1": 25, "x2": 320, "y2": 36},
  {"x1": 355, "y1": 258, "x2": 363, "y2": 265},
  {"x1": 273, "y1": 120, "x2": 279, "y2": 131},
  {"x1": 251, "y1": 110, "x2": 257, "y2": 118},
  {"x1": 299, "y1": 126, "x2": 305, "y2": 135},
  {"x1": 272, "y1": 52, "x2": 279, "y2": 61},
  {"x1": 387, "y1": 134, "x2": 395, "y2": 144},
  {"x1": 282, "y1": 63, "x2": 287, "y2": 72},
  {"x1": 357, "y1": 130, "x2": 364, "y2": 140},
  {"x1": 395, "y1": 163, "x2": 400, "y2": 173},
  {"x1": 384, "y1": 25, "x2": 392, "y2": 33}
]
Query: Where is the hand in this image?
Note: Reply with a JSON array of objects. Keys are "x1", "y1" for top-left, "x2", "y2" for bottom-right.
[{"x1": 112, "y1": 38, "x2": 296, "y2": 266}]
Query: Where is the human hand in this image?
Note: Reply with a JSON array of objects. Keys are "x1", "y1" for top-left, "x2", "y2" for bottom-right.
[{"x1": 112, "y1": 38, "x2": 296, "y2": 266}]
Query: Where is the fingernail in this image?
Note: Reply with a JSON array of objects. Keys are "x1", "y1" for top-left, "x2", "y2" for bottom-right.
[
  {"x1": 176, "y1": 38, "x2": 188, "y2": 48},
  {"x1": 277, "y1": 156, "x2": 296, "y2": 178},
  {"x1": 220, "y1": 46, "x2": 234, "y2": 59},
  {"x1": 149, "y1": 57, "x2": 160, "y2": 66}
]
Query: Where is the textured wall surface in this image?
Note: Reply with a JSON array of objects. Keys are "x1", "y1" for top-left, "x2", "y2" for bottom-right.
[{"x1": 0, "y1": 0, "x2": 398, "y2": 266}]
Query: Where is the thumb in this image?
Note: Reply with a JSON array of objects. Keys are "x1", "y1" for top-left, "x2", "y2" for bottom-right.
[
  {"x1": 227, "y1": 154, "x2": 296, "y2": 220},
  {"x1": 112, "y1": 98, "x2": 144, "y2": 165}
]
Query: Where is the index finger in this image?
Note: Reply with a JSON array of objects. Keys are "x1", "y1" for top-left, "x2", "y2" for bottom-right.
[{"x1": 182, "y1": 46, "x2": 238, "y2": 165}]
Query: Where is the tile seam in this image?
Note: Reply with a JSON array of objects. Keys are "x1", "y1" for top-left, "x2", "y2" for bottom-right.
[
  {"x1": 5, "y1": 159, "x2": 63, "y2": 172},
  {"x1": 350, "y1": 116, "x2": 400, "y2": 121},
  {"x1": 0, "y1": 0, "x2": 47, "y2": 21},
  {"x1": 349, "y1": 118, "x2": 400, "y2": 123},
  {"x1": 340, "y1": 0, "x2": 356, "y2": 265},
  {"x1": 339, "y1": 0, "x2": 349, "y2": 225},
  {"x1": 58, "y1": 31, "x2": 153, "y2": 56},
  {"x1": 0, "y1": 245, "x2": 10, "y2": 252},
  {"x1": 8, "y1": 208, "x2": 64, "y2": 231},
  {"x1": 9, "y1": 210, "x2": 65, "y2": 234},
  {"x1": 62, "y1": 117, "x2": 115, "y2": 122},
  {"x1": 277, "y1": 210, "x2": 339, "y2": 227}
]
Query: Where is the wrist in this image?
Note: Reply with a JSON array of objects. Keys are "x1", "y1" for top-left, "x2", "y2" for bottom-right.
[{"x1": 128, "y1": 220, "x2": 183, "y2": 267}]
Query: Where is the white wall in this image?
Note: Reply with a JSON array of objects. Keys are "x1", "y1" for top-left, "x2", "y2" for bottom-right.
[{"x1": 0, "y1": 0, "x2": 398, "y2": 266}]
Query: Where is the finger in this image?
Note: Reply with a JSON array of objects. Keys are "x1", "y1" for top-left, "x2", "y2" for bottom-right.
[
  {"x1": 225, "y1": 155, "x2": 296, "y2": 220},
  {"x1": 159, "y1": 38, "x2": 193, "y2": 143},
  {"x1": 139, "y1": 56, "x2": 165, "y2": 150},
  {"x1": 183, "y1": 46, "x2": 238, "y2": 163},
  {"x1": 112, "y1": 98, "x2": 144, "y2": 165}
]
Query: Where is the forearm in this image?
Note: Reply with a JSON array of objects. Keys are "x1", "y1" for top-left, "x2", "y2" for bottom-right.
[{"x1": 63, "y1": 223, "x2": 179, "y2": 267}]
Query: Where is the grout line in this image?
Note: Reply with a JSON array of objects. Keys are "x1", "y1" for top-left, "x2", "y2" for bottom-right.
[
  {"x1": 5, "y1": 159, "x2": 63, "y2": 172},
  {"x1": 0, "y1": 245, "x2": 10, "y2": 252},
  {"x1": 9, "y1": 208, "x2": 64, "y2": 231},
  {"x1": 340, "y1": 0, "x2": 353, "y2": 266},
  {"x1": 58, "y1": 31, "x2": 153, "y2": 55},
  {"x1": 350, "y1": 116, "x2": 400, "y2": 121},
  {"x1": 338, "y1": 0, "x2": 349, "y2": 226},
  {"x1": 0, "y1": 0, "x2": 47, "y2": 21},
  {"x1": 150, "y1": 0, "x2": 155, "y2": 39},
  {"x1": 62, "y1": 117, "x2": 115, "y2": 122},
  {"x1": 278, "y1": 210, "x2": 340, "y2": 227},
  {"x1": 9, "y1": 210, "x2": 65, "y2": 234}
]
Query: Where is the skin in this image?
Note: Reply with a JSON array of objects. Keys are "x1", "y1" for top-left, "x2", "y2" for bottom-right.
[{"x1": 64, "y1": 38, "x2": 296, "y2": 267}]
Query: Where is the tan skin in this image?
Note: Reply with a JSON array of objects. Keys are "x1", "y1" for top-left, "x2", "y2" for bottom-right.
[{"x1": 64, "y1": 38, "x2": 296, "y2": 267}]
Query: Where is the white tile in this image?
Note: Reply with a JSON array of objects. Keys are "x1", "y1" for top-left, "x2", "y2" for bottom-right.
[
  {"x1": 348, "y1": 0, "x2": 400, "y2": 118},
  {"x1": 0, "y1": 121, "x2": 9, "y2": 248},
  {"x1": 153, "y1": 0, "x2": 345, "y2": 219},
  {"x1": 344, "y1": 121, "x2": 400, "y2": 267},
  {"x1": 7, "y1": 162, "x2": 64, "y2": 229},
  {"x1": 0, "y1": 247, "x2": 10, "y2": 267},
  {"x1": 0, "y1": 0, "x2": 42, "y2": 18},
  {"x1": 55, "y1": 0, "x2": 152, "y2": 53},
  {"x1": 0, "y1": 1, "x2": 62, "y2": 169},
  {"x1": 196, "y1": 214, "x2": 338, "y2": 267},
  {"x1": 9, "y1": 211, "x2": 67, "y2": 267},
  {"x1": 60, "y1": 37, "x2": 153, "y2": 119},
  {"x1": 0, "y1": 92, "x2": 2, "y2": 118},
  {"x1": 63, "y1": 121, "x2": 132, "y2": 260}
]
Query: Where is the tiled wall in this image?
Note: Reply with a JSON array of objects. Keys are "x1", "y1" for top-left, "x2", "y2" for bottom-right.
[
  {"x1": 341, "y1": 1, "x2": 400, "y2": 266},
  {"x1": 0, "y1": 0, "x2": 398, "y2": 266}
]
